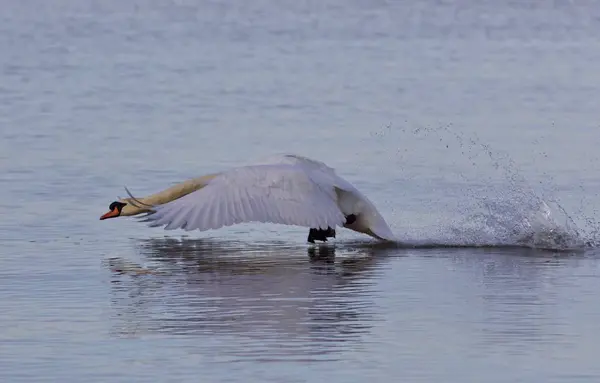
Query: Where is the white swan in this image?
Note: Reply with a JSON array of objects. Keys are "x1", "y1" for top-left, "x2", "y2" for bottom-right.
[{"x1": 100, "y1": 154, "x2": 396, "y2": 243}]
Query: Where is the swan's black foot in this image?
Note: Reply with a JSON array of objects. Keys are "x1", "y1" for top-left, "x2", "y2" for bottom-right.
[
  {"x1": 307, "y1": 227, "x2": 336, "y2": 243},
  {"x1": 307, "y1": 215, "x2": 356, "y2": 243}
]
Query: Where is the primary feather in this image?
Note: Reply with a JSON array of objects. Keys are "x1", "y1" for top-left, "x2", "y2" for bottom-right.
[{"x1": 145, "y1": 163, "x2": 346, "y2": 232}]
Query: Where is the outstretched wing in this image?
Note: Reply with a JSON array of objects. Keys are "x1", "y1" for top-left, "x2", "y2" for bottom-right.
[
  {"x1": 252, "y1": 153, "x2": 338, "y2": 176},
  {"x1": 141, "y1": 164, "x2": 346, "y2": 232}
]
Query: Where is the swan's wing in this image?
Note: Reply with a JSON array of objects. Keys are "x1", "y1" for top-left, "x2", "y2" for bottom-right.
[
  {"x1": 251, "y1": 153, "x2": 338, "y2": 176},
  {"x1": 141, "y1": 164, "x2": 346, "y2": 232}
]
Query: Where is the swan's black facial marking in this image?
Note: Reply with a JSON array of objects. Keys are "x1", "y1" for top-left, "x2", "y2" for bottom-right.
[{"x1": 109, "y1": 201, "x2": 127, "y2": 213}]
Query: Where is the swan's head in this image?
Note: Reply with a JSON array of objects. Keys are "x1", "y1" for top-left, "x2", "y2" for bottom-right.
[
  {"x1": 100, "y1": 201, "x2": 127, "y2": 220},
  {"x1": 100, "y1": 200, "x2": 143, "y2": 220}
]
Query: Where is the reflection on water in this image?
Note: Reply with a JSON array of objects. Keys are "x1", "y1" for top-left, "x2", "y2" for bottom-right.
[
  {"x1": 109, "y1": 238, "x2": 398, "y2": 361},
  {"x1": 106, "y1": 236, "x2": 598, "y2": 371}
]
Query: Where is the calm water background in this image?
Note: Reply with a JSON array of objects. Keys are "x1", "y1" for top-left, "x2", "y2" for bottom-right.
[{"x1": 2, "y1": 0, "x2": 600, "y2": 382}]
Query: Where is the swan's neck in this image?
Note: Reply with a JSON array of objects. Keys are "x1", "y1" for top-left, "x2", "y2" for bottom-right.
[{"x1": 120, "y1": 174, "x2": 218, "y2": 216}]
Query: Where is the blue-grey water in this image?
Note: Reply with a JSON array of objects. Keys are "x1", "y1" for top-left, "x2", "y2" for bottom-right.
[{"x1": 3, "y1": 1, "x2": 600, "y2": 382}]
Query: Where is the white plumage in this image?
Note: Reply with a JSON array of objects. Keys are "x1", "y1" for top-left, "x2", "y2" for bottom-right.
[{"x1": 140, "y1": 154, "x2": 396, "y2": 241}]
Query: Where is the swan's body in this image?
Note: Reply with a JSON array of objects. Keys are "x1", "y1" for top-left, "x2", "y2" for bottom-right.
[{"x1": 100, "y1": 154, "x2": 396, "y2": 242}]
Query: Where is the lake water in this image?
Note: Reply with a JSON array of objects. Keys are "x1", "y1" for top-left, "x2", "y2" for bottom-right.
[{"x1": 2, "y1": 0, "x2": 600, "y2": 382}]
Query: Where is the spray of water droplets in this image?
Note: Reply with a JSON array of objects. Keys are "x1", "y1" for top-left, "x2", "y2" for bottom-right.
[{"x1": 368, "y1": 122, "x2": 598, "y2": 251}]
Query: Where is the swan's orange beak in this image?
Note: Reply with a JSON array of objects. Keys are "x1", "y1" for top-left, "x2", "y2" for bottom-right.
[{"x1": 100, "y1": 207, "x2": 120, "y2": 220}]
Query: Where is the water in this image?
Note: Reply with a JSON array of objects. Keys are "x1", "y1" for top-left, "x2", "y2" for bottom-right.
[{"x1": 2, "y1": 0, "x2": 600, "y2": 381}]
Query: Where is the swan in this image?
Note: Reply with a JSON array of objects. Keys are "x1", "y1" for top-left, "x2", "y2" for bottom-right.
[{"x1": 99, "y1": 154, "x2": 396, "y2": 243}]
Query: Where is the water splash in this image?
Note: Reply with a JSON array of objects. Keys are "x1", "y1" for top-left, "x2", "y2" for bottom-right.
[{"x1": 370, "y1": 122, "x2": 593, "y2": 251}]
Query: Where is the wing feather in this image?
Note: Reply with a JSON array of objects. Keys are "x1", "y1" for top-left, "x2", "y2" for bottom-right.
[{"x1": 143, "y1": 164, "x2": 346, "y2": 232}]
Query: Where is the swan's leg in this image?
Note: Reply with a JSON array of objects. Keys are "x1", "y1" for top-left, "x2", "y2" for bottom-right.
[
  {"x1": 307, "y1": 227, "x2": 336, "y2": 243},
  {"x1": 307, "y1": 215, "x2": 356, "y2": 243}
]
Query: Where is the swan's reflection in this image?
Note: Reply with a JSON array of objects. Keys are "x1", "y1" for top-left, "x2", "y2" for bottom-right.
[{"x1": 109, "y1": 238, "x2": 398, "y2": 360}]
